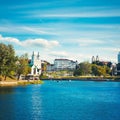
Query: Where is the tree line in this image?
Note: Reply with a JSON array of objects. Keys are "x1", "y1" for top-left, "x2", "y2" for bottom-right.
[
  {"x1": 0, "y1": 43, "x2": 113, "y2": 81},
  {"x1": 0, "y1": 43, "x2": 30, "y2": 81},
  {"x1": 74, "y1": 61, "x2": 112, "y2": 77}
]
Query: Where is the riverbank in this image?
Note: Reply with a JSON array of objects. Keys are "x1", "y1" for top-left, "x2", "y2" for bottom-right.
[
  {"x1": 0, "y1": 76, "x2": 120, "y2": 87},
  {"x1": 41, "y1": 76, "x2": 120, "y2": 82},
  {"x1": 0, "y1": 80, "x2": 43, "y2": 87}
]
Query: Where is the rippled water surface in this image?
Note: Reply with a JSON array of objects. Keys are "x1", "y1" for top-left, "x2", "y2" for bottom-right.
[{"x1": 0, "y1": 80, "x2": 120, "y2": 120}]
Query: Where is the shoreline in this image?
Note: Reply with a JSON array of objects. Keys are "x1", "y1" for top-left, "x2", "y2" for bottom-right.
[
  {"x1": 0, "y1": 81, "x2": 18, "y2": 86},
  {"x1": 41, "y1": 78, "x2": 120, "y2": 82},
  {"x1": 0, "y1": 77, "x2": 120, "y2": 87},
  {"x1": 0, "y1": 80, "x2": 43, "y2": 87}
]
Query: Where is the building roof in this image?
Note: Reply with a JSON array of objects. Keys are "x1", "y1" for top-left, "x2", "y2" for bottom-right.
[
  {"x1": 54, "y1": 59, "x2": 77, "y2": 62},
  {"x1": 55, "y1": 58, "x2": 70, "y2": 61}
]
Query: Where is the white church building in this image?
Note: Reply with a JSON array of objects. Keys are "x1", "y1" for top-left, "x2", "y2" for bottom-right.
[{"x1": 30, "y1": 52, "x2": 42, "y2": 76}]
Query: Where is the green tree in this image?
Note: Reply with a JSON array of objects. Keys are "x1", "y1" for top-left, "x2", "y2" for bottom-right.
[
  {"x1": 91, "y1": 64, "x2": 99, "y2": 76},
  {"x1": 16, "y1": 53, "x2": 31, "y2": 80},
  {"x1": 97, "y1": 66, "x2": 106, "y2": 76},
  {"x1": 79, "y1": 62, "x2": 91, "y2": 75},
  {"x1": 74, "y1": 62, "x2": 91, "y2": 76},
  {"x1": 0, "y1": 43, "x2": 17, "y2": 80},
  {"x1": 73, "y1": 69, "x2": 82, "y2": 76},
  {"x1": 92, "y1": 64, "x2": 108, "y2": 76}
]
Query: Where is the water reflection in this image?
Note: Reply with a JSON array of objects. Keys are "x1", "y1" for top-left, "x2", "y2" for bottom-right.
[
  {"x1": 0, "y1": 81, "x2": 120, "y2": 120},
  {"x1": 0, "y1": 87, "x2": 14, "y2": 94},
  {"x1": 30, "y1": 85, "x2": 42, "y2": 119}
]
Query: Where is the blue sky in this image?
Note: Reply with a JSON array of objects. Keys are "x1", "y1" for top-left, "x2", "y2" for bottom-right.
[{"x1": 0, "y1": 0, "x2": 120, "y2": 63}]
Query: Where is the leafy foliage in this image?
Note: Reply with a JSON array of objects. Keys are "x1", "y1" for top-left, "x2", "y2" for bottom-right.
[
  {"x1": 91, "y1": 64, "x2": 111, "y2": 76},
  {"x1": 16, "y1": 53, "x2": 31, "y2": 80},
  {"x1": 74, "y1": 62, "x2": 91, "y2": 76},
  {"x1": 0, "y1": 43, "x2": 17, "y2": 80},
  {"x1": 74, "y1": 61, "x2": 111, "y2": 77}
]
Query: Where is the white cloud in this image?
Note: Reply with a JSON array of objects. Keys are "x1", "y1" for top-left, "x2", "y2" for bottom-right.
[
  {"x1": 77, "y1": 39, "x2": 105, "y2": 47},
  {"x1": 21, "y1": 26, "x2": 58, "y2": 35},
  {"x1": 22, "y1": 38, "x2": 59, "y2": 48},
  {"x1": 0, "y1": 34, "x2": 59, "y2": 48},
  {"x1": 50, "y1": 51, "x2": 68, "y2": 57},
  {"x1": 49, "y1": 51, "x2": 91, "y2": 63},
  {"x1": 56, "y1": 7, "x2": 118, "y2": 18},
  {"x1": 0, "y1": 23, "x2": 56, "y2": 35},
  {"x1": 24, "y1": 7, "x2": 120, "y2": 18},
  {"x1": 0, "y1": 34, "x2": 21, "y2": 45},
  {"x1": 100, "y1": 47, "x2": 120, "y2": 52}
]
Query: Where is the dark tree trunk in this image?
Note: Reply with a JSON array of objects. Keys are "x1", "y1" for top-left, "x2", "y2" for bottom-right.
[
  {"x1": 4, "y1": 76, "x2": 7, "y2": 81},
  {"x1": 17, "y1": 74, "x2": 21, "y2": 81}
]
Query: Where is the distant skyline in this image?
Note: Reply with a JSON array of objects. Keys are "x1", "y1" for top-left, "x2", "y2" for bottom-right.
[{"x1": 0, "y1": 0, "x2": 120, "y2": 63}]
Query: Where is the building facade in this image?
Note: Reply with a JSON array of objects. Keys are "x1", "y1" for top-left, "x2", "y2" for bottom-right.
[
  {"x1": 117, "y1": 63, "x2": 120, "y2": 75},
  {"x1": 30, "y1": 52, "x2": 41, "y2": 75},
  {"x1": 47, "y1": 64, "x2": 55, "y2": 72},
  {"x1": 118, "y1": 52, "x2": 120, "y2": 63},
  {"x1": 54, "y1": 59, "x2": 78, "y2": 71},
  {"x1": 116, "y1": 52, "x2": 120, "y2": 75}
]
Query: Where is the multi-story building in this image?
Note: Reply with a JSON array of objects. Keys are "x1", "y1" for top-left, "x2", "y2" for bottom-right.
[
  {"x1": 117, "y1": 63, "x2": 120, "y2": 75},
  {"x1": 118, "y1": 52, "x2": 120, "y2": 63},
  {"x1": 47, "y1": 64, "x2": 55, "y2": 72},
  {"x1": 117, "y1": 52, "x2": 120, "y2": 75},
  {"x1": 54, "y1": 59, "x2": 78, "y2": 71}
]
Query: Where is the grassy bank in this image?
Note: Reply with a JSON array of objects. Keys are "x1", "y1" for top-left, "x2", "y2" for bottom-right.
[
  {"x1": 0, "y1": 75, "x2": 120, "y2": 87},
  {"x1": 0, "y1": 79, "x2": 43, "y2": 87},
  {"x1": 17, "y1": 80, "x2": 43, "y2": 86},
  {"x1": 0, "y1": 75, "x2": 43, "y2": 87}
]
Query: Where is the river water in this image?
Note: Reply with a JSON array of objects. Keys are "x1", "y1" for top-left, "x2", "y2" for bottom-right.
[{"x1": 0, "y1": 80, "x2": 120, "y2": 120}]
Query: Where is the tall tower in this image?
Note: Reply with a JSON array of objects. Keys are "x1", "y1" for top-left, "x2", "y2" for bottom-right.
[
  {"x1": 37, "y1": 52, "x2": 40, "y2": 59},
  {"x1": 96, "y1": 55, "x2": 99, "y2": 62},
  {"x1": 118, "y1": 52, "x2": 120, "y2": 63},
  {"x1": 30, "y1": 52, "x2": 41, "y2": 75},
  {"x1": 92, "y1": 56, "x2": 95, "y2": 63},
  {"x1": 31, "y1": 51, "x2": 35, "y2": 66}
]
